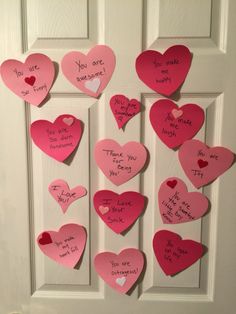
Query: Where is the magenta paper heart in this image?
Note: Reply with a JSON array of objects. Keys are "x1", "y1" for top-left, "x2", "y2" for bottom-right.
[
  {"x1": 61, "y1": 45, "x2": 116, "y2": 98},
  {"x1": 94, "y1": 248, "x2": 144, "y2": 294},
  {"x1": 0, "y1": 53, "x2": 55, "y2": 106},
  {"x1": 153, "y1": 230, "x2": 203, "y2": 276},
  {"x1": 30, "y1": 114, "x2": 83, "y2": 162},
  {"x1": 158, "y1": 177, "x2": 209, "y2": 224},
  {"x1": 93, "y1": 190, "x2": 145, "y2": 233},
  {"x1": 94, "y1": 139, "x2": 147, "y2": 186},
  {"x1": 48, "y1": 179, "x2": 87, "y2": 213},
  {"x1": 149, "y1": 99, "x2": 204, "y2": 148},
  {"x1": 37, "y1": 223, "x2": 87, "y2": 268},
  {"x1": 178, "y1": 139, "x2": 234, "y2": 188},
  {"x1": 135, "y1": 45, "x2": 191, "y2": 96},
  {"x1": 110, "y1": 95, "x2": 141, "y2": 129}
]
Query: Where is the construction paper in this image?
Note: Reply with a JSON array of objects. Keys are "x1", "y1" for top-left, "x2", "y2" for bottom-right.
[
  {"x1": 158, "y1": 177, "x2": 209, "y2": 224},
  {"x1": 48, "y1": 179, "x2": 87, "y2": 213},
  {"x1": 30, "y1": 114, "x2": 83, "y2": 162},
  {"x1": 94, "y1": 248, "x2": 144, "y2": 294},
  {"x1": 61, "y1": 45, "x2": 116, "y2": 98},
  {"x1": 37, "y1": 223, "x2": 87, "y2": 268},
  {"x1": 153, "y1": 230, "x2": 203, "y2": 276},
  {"x1": 149, "y1": 99, "x2": 204, "y2": 148},
  {"x1": 178, "y1": 139, "x2": 234, "y2": 188},
  {"x1": 94, "y1": 139, "x2": 147, "y2": 186},
  {"x1": 93, "y1": 190, "x2": 145, "y2": 233},
  {"x1": 135, "y1": 45, "x2": 191, "y2": 96},
  {"x1": 0, "y1": 53, "x2": 55, "y2": 106},
  {"x1": 110, "y1": 95, "x2": 141, "y2": 129}
]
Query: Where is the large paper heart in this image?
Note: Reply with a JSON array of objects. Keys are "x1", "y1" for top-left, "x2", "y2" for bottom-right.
[
  {"x1": 0, "y1": 53, "x2": 55, "y2": 106},
  {"x1": 158, "y1": 177, "x2": 209, "y2": 224},
  {"x1": 61, "y1": 45, "x2": 116, "y2": 98},
  {"x1": 94, "y1": 248, "x2": 144, "y2": 294},
  {"x1": 30, "y1": 114, "x2": 83, "y2": 162},
  {"x1": 94, "y1": 139, "x2": 147, "y2": 186},
  {"x1": 37, "y1": 223, "x2": 87, "y2": 268},
  {"x1": 135, "y1": 45, "x2": 191, "y2": 96},
  {"x1": 93, "y1": 190, "x2": 145, "y2": 233},
  {"x1": 48, "y1": 179, "x2": 87, "y2": 213},
  {"x1": 153, "y1": 230, "x2": 203, "y2": 276},
  {"x1": 150, "y1": 99, "x2": 204, "y2": 148},
  {"x1": 110, "y1": 95, "x2": 141, "y2": 129},
  {"x1": 178, "y1": 139, "x2": 234, "y2": 188}
]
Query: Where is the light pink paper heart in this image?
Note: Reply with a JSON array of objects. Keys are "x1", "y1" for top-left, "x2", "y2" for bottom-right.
[
  {"x1": 48, "y1": 179, "x2": 87, "y2": 213},
  {"x1": 0, "y1": 53, "x2": 55, "y2": 106},
  {"x1": 158, "y1": 177, "x2": 209, "y2": 224},
  {"x1": 150, "y1": 99, "x2": 205, "y2": 148},
  {"x1": 153, "y1": 230, "x2": 204, "y2": 276},
  {"x1": 135, "y1": 45, "x2": 191, "y2": 96},
  {"x1": 30, "y1": 114, "x2": 83, "y2": 162},
  {"x1": 61, "y1": 45, "x2": 116, "y2": 98},
  {"x1": 37, "y1": 223, "x2": 87, "y2": 268},
  {"x1": 94, "y1": 248, "x2": 144, "y2": 294},
  {"x1": 110, "y1": 95, "x2": 141, "y2": 129},
  {"x1": 94, "y1": 139, "x2": 148, "y2": 186},
  {"x1": 93, "y1": 190, "x2": 146, "y2": 234},
  {"x1": 178, "y1": 139, "x2": 234, "y2": 188}
]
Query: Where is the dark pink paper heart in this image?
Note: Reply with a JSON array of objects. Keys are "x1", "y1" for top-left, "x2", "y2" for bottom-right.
[
  {"x1": 30, "y1": 114, "x2": 83, "y2": 162},
  {"x1": 93, "y1": 190, "x2": 145, "y2": 234},
  {"x1": 178, "y1": 139, "x2": 234, "y2": 188},
  {"x1": 153, "y1": 230, "x2": 204, "y2": 276},
  {"x1": 150, "y1": 99, "x2": 204, "y2": 148},
  {"x1": 135, "y1": 45, "x2": 191, "y2": 96}
]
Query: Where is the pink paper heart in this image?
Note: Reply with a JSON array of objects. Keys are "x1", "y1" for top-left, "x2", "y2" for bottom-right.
[
  {"x1": 136, "y1": 45, "x2": 191, "y2": 96},
  {"x1": 48, "y1": 179, "x2": 87, "y2": 213},
  {"x1": 93, "y1": 190, "x2": 145, "y2": 234},
  {"x1": 61, "y1": 45, "x2": 116, "y2": 98},
  {"x1": 178, "y1": 139, "x2": 234, "y2": 188},
  {"x1": 63, "y1": 117, "x2": 74, "y2": 126},
  {"x1": 94, "y1": 139, "x2": 147, "y2": 186},
  {"x1": 149, "y1": 99, "x2": 205, "y2": 148},
  {"x1": 153, "y1": 230, "x2": 204, "y2": 276},
  {"x1": 0, "y1": 53, "x2": 55, "y2": 106},
  {"x1": 30, "y1": 114, "x2": 83, "y2": 162},
  {"x1": 37, "y1": 223, "x2": 87, "y2": 268},
  {"x1": 110, "y1": 95, "x2": 141, "y2": 129},
  {"x1": 94, "y1": 248, "x2": 144, "y2": 294},
  {"x1": 158, "y1": 177, "x2": 209, "y2": 224}
]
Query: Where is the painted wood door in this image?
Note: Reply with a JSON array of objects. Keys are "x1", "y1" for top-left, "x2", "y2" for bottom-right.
[{"x1": 0, "y1": 0, "x2": 235, "y2": 313}]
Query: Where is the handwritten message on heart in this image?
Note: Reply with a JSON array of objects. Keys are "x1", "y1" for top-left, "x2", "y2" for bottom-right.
[
  {"x1": 153, "y1": 230, "x2": 204, "y2": 276},
  {"x1": 30, "y1": 114, "x2": 83, "y2": 162},
  {"x1": 93, "y1": 190, "x2": 145, "y2": 234},
  {"x1": 110, "y1": 95, "x2": 141, "y2": 129},
  {"x1": 94, "y1": 139, "x2": 147, "y2": 186},
  {"x1": 150, "y1": 99, "x2": 204, "y2": 148},
  {"x1": 158, "y1": 177, "x2": 209, "y2": 224},
  {"x1": 61, "y1": 45, "x2": 116, "y2": 98},
  {"x1": 135, "y1": 45, "x2": 191, "y2": 96},
  {"x1": 178, "y1": 139, "x2": 234, "y2": 188},
  {"x1": 0, "y1": 53, "x2": 55, "y2": 106},
  {"x1": 48, "y1": 179, "x2": 87, "y2": 213},
  {"x1": 37, "y1": 223, "x2": 87, "y2": 268},
  {"x1": 94, "y1": 248, "x2": 144, "y2": 294}
]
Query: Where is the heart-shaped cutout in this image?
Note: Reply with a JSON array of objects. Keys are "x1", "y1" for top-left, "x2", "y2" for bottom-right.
[
  {"x1": 63, "y1": 117, "x2": 74, "y2": 126},
  {"x1": 84, "y1": 78, "x2": 101, "y2": 93},
  {"x1": 94, "y1": 139, "x2": 148, "y2": 186},
  {"x1": 38, "y1": 232, "x2": 52, "y2": 245},
  {"x1": 1, "y1": 53, "x2": 55, "y2": 106},
  {"x1": 158, "y1": 177, "x2": 209, "y2": 224},
  {"x1": 166, "y1": 179, "x2": 177, "y2": 189},
  {"x1": 93, "y1": 190, "x2": 146, "y2": 234},
  {"x1": 37, "y1": 223, "x2": 87, "y2": 268},
  {"x1": 149, "y1": 99, "x2": 205, "y2": 149},
  {"x1": 94, "y1": 248, "x2": 144, "y2": 294},
  {"x1": 178, "y1": 139, "x2": 234, "y2": 188}
]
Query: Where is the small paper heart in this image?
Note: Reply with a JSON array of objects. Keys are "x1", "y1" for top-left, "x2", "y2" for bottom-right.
[
  {"x1": 63, "y1": 117, "x2": 74, "y2": 126},
  {"x1": 171, "y1": 109, "x2": 183, "y2": 119},
  {"x1": 99, "y1": 205, "x2": 110, "y2": 215},
  {"x1": 167, "y1": 180, "x2": 177, "y2": 189},
  {"x1": 116, "y1": 277, "x2": 126, "y2": 286},
  {"x1": 25, "y1": 76, "x2": 36, "y2": 86},
  {"x1": 38, "y1": 232, "x2": 52, "y2": 245},
  {"x1": 85, "y1": 78, "x2": 101, "y2": 93},
  {"x1": 198, "y1": 159, "x2": 208, "y2": 169}
]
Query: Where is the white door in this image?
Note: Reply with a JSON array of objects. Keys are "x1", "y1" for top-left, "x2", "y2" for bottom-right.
[{"x1": 0, "y1": 0, "x2": 236, "y2": 313}]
